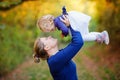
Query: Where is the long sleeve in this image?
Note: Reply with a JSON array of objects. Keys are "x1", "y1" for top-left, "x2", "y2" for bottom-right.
[
  {"x1": 54, "y1": 16, "x2": 69, "y2": 36},
  {"x1": 47, "y1": 27, "x2": 84, "y2": 72}
]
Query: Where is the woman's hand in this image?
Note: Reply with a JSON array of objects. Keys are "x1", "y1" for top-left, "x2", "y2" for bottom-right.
[{"x1": 60, "y1": 15, "x2": 70, "y2": 27}]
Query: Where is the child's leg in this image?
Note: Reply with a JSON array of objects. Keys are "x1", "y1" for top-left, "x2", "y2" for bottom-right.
[
  {"x1": 83, "y1": 32, "x2": 101, "y2": 41},
  {"x1": 83, "y1": 31, "x2": 109, "y2": 45}
]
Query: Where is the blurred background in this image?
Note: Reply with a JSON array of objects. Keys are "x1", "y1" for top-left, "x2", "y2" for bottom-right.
[{"x1": 0, "y1": 0, "x2": 120, "y2": 80}]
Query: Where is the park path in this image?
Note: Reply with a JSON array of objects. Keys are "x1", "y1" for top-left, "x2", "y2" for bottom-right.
[
  {"x1": 80, "y1": 54, "x2": 102, "y2": 80},
  {"x1": 1, "y1": 53, "x2": 102, "y2": 80},
  {"x1": 0, "y1": 59, "x2": 34, "y2": 80}
]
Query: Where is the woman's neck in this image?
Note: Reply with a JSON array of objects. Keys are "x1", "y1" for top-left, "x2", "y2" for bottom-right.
[{"x1": 47, "y1": 46, "x2": 59, "y2": 57}]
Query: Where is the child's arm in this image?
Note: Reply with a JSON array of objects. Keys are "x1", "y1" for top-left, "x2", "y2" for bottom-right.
[{"x1": 54, "y1": 16, "x2": 69, "y2": 37}]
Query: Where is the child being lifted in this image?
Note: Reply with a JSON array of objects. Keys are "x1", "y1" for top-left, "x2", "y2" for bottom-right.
[{"x1": 37, "y1": 6, "x2": 109, "y2": 45}]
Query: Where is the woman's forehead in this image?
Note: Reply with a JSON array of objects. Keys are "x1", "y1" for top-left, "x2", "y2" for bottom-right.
[
  {"x1": 40, "y1": 37, "x2": 46, "y2": 40},
  {"x1": 38, "y1": 38, "x2": 45, "y2": 44}
]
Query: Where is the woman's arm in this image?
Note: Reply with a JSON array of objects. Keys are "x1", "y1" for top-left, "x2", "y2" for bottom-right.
[{"x1": 48, "y1": 27, "x2": 84, "y2": 72}]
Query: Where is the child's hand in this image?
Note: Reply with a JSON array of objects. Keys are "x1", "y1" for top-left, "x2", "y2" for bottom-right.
[{"x1": 60, "y1": 15, "x2": 70, "y2": 27}]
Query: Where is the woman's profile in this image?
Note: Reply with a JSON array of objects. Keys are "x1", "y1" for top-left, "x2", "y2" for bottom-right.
[{"x1": 33, "y1": 16, "x2": 83, "y2": 80}]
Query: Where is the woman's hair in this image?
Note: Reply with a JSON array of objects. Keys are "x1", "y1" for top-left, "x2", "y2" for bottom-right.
[
  {"x1": 37, "y1": 14, "x2": 55, "y2": 31},
  {"x1": 33, "y1": 38, "x2": 48, "y2": 63}
]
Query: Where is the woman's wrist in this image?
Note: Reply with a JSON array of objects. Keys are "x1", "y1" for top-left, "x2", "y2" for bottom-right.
[{"x1": 60, "y1": 15, "x2": 70, "y2": 27}]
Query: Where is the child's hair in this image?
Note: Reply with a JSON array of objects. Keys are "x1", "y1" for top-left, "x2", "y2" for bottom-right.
[
  {"x1": 37, "y1": 14, "x2": 55, "y2": 31},
  {"x1": 33, "y1": 38, "x2": 48, "y2": 63}
]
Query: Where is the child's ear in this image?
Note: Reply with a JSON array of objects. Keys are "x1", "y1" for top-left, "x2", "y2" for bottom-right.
[
  {"x1": 49, "y1": 16, "x2": 54, "y2": 22},
  {"x1": 49, "y1": 19, "x2": 53, "y2": 22}
]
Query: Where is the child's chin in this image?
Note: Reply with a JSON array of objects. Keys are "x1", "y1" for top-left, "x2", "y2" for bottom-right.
[{"x1": 44, "y1": 30, "x2": 50, "y2": 32}]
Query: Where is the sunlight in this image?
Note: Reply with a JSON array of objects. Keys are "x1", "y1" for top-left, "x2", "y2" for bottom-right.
[{"x1": 58, "y1": 0, "x2": 97, "y2": 17}]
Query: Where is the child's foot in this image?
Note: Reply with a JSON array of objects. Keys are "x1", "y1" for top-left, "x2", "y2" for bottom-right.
[
  {"x1": 96, "y1": 34, "x2": 103, "y2": 44},
  {"x1": 96, "y1": 31, "x2": 109, "y2": 45},
  {"x1": 101, "y1": 31, "x2": 109, "y2": 45}
]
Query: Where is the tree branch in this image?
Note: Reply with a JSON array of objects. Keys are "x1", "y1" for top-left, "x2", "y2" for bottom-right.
[{"x1": 0, "y1": 0, "x2": 34, "y2": 11}]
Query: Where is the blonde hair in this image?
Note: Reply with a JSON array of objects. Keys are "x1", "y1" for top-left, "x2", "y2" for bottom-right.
[
  {"x1": 37, "y1": 14, "x2": 55, "y2": 31},
  {"x1": 33, "y1": 38, "x2": 48, "y2": 63}
]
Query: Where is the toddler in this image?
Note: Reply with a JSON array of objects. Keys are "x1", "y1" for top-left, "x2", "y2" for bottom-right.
[{"x1": 37, "y1": 6, "x2": 109, "y2": 45}]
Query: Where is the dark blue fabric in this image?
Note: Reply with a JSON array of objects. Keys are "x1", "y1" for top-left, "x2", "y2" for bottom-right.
[
  {"x1": 54, "y1": 16, "x2": 69, "y2": 36},
  {"x1": 47, "y1": 27, "x2": 84, "y2": 80},
  {"x1": 54, "y1": 6, "x2": 69, "y2": 37},
  {"x1": 62, "y1": 6, "x2": 68, "y2": 15}
]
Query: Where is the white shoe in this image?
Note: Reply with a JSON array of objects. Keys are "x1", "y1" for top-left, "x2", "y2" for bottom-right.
[
  {"x1": 101, "y1": 31, "x2": 109, "y2": 45},
  {"x1": 96, "y1": 34, "x2": 103, "y2": 44}
]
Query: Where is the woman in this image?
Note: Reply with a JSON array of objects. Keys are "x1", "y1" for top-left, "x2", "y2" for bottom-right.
[{"x1": 33, "y1": 16, "x2": 84, "y2": 80}]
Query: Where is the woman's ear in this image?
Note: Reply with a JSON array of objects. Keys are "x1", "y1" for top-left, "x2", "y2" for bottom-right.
[{"x1": 44, "y1": 45, "x2": 50, "y2": 51}]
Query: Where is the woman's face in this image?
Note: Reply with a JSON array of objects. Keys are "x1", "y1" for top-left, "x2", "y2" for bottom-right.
[{"x1": 40, "y1": 36, "x2": 58, "y2": 49}]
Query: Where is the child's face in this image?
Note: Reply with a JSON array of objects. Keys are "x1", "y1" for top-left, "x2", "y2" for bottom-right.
[{"x1": 39, "y1": 20, "x2": 56, "y2": 32}]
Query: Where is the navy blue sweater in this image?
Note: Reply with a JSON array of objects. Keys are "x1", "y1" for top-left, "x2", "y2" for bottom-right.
[{"x1": 47, "y1": 26, "x2": 84, "y2": 80}]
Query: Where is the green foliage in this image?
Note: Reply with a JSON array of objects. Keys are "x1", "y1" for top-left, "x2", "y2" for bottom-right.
[
  {"x1": 98, "y1": 66, "x2": 116, "y2": 80},
  {"x1": 0, "y1": 0, "x2": 21, "y2": 7},
  {"x1": 0, "y1": 0, "x2": 72, "y2": 76},
  {"x1": 96, "y1": 1, "x2": 120, "y2": 50},
  {"x1": 0, "y1": 1, "x2": 72, "y2": 76},
  {"x1": 0, "y1": 25, "x2": 34, "y2": 76},
  {"x1": 1, "y1": 0, "x2": 119, "y2": 78},
  {"x1": 0, "y1": 0, "x2": 22, "y2": 11}
]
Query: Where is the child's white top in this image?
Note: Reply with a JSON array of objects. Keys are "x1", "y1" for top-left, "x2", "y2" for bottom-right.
[{"x1": 68, "y1": 11, "x2": 91, "y2": 36}]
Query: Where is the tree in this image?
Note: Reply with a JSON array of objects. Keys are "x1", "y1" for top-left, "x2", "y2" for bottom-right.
[
  {"x1": 0, "y1": 0, "x2": 33, "y2": 11},
  {"x1": 95, "y1": 0, "x2": 120, "y2": 50}
]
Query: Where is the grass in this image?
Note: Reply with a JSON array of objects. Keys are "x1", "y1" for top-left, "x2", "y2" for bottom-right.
[
  {"x1": 0, "y1": 25, "x2": 119, "y2": 80},
  {"x1": 23, "y1": 62, "x2": 52, "y2": 80},
  {"x1": 0, "y1": 25, "x2": 33, "y2": 76},
  {"x1": 2, "y1": 42, "x2": 119, "y2": 80}
]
